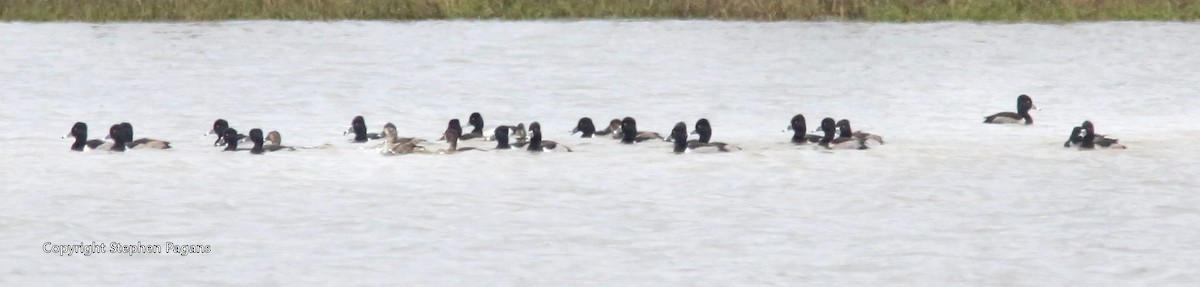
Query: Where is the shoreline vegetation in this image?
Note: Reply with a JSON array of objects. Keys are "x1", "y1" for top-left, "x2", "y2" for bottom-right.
[{"x1": 1, "y1": 0, "x2": 1198, "y2": 22}]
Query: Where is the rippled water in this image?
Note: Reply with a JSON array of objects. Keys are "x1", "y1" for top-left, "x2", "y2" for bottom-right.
[{"x1": 2, "y1": 21, "x2": 1199, "y2": 286}]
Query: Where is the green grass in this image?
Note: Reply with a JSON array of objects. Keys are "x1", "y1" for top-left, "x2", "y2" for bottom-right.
[{"x1": 1, "y1": 0, "x2": 1198, "y2": 22}]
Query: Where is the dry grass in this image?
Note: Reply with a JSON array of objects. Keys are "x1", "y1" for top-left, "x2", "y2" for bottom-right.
[{"x1": 1, "y1": 0, "x2": 1197, "y2": 21}]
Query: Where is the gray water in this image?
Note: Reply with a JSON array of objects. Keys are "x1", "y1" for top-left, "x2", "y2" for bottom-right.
[{"x1": 2, "y1": 21, "x2": 1199, "y2": 286}]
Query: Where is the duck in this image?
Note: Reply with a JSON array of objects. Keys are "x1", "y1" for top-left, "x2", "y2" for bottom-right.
[
  {"x1": 438, "y1": 119, "x2": 463, "y2": 142},
  {"x1": 521, "y1": 122, "x2": 571, "y2": 152},
  {"x1": 116, "y1": 122, "x2": 170, "y2": 149},
  {"x1": 1063, "y1": 127, "x2": 1084, "y2": 148},
  {"x1": 346, "y1": 115, "x2": 383, "y2": 143},
  {"x1": 818, "y1": 118, "x2": 868, "y2": 150},
  {"x1": 984, "y1": 94, "x2": 1038, "y2": 125},
  {"x1": 510, "y1": 123, "x2": 529, "y2": 143},
  {"x1": 378, "y1": 124, "x2": 427, "y2": 155},
  {"x1": 374, "y1": 123, "x2": 425, "y2": 148},
  {"x1": 596, "y1": 118, "x2": 622, "y2": 138},
  {"x1": 264, "y1": 131, "x2": 298, "y2": 151},
  {"x1": 207, "y1": 119, "x2": 245, "y2": 146},
  {"x1": 785, "y1": 114, "x2": 823, "y2": 144},
  {"x1": 618, "y1": 117, "x2": 664, "y2": 144},
  {"x1": 87, "y1": 124, "x2": 130, "y2": 152},
  {"x1": 493, "y1": 126, "x2": 513, "y2": 150},
  {"x1": 1078, "y1": 121, "x2": 1127, "y2": 150},
  {"x1": 460, "y1": 112, "x2": 487, "y2": 140},
  {"x1": 835, "y1": 119, "x2": 885, "y2": 145},
  {"x1": 670, "y1": 122, "x2": 689, "y2": 154},
  {"x1": 441, "y1": 119, "x2": 483, "y2": 154},
  {"x1": 687, "y1": 119, "x2": 738, "y2": 152},
  {"x1": 222, "y1": 128, "x2": 246, "y2": 152},
  {"x1": 101, "y1": 124, "x2": 131, "y2": 152},
  {"x1": 65, "y1": 122, "x2": 107, "y2": 151},
  {"x1": 571, "y1": 117, "x2": 597, "y2": 138}
]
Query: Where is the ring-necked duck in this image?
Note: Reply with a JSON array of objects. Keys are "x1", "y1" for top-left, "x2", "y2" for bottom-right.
[
  {"x1": 687, "y1": 119, "x2": 738, "y2": 151},
  {"x1": 571, "y1": 117, "x2": 597, "y2": 138},
  {"x1": 523, "y1": 122, "x2": 571, "y2": 152},
  {"x1": 66, "y1": 122, "x2": 106, "y2": 151},
  {"x1": 346, "y1": 115, "x2": 383, "y2": 143},
  {"x1": 818, "y1": 118, "x2": 867, "y2": 150},
  {"x1": 618, "y1": 117, "x2": 664, "y2": 144},
  {"x1": 785, "y1": 114, "x2": 822, "y2": 144},
  {"x1": 984, "y1": 94, "x2": 1038, "y2": 125},
  {"x1": 460, "y1": 112, "x2": 486, "y2": 140},
  {"x1": 117, "y1": 122, "x2": 170, "y2": 149}
]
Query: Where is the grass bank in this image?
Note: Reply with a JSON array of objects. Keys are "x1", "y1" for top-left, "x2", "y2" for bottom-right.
[{"x1": 2, "y1": 0, "x2": 1198, "y2": 22}]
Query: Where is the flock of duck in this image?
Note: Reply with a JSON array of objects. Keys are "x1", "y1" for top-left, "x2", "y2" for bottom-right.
[{"x1": 64, "y1": 94, "x2": 1125, "y2": 154}]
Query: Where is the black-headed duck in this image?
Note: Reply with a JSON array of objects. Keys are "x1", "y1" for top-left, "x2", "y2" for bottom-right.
[{"x1": 984, "y1": 94, "x2": 1038, "y2": 125}]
